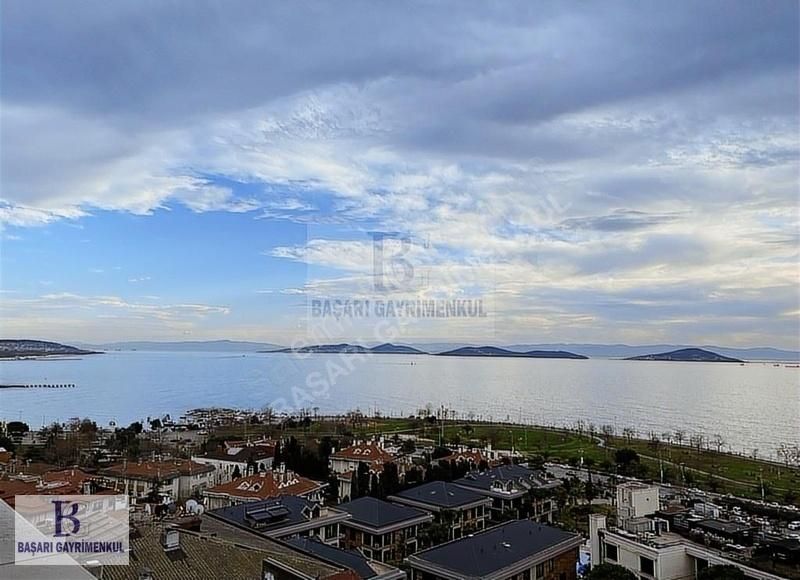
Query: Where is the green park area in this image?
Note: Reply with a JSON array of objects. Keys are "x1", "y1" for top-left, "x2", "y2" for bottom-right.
[{"x1": 206, "y1": 414, "x2": 799, "y2": 505}]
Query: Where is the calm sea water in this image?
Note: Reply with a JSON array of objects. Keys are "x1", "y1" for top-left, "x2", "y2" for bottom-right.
[{"x1": 1, "y1": 352, "x2": 798, "y2": 459}]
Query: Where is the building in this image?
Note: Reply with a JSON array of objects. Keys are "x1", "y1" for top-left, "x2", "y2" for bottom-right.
[
  {"x1": 99, "y1": 459, "x2": 215, "y2": 500},
  {"x1": 329, "y1": 442, "x2": 395, "y2": 475},
  {"x1": 192, "y1": 442, "x2": 276, "y2": 485},
  {"x1": 691, "y1": 518, "x2": 758, "y2": 547},
  {"x1": 43, "y1": 468, "x2": 107, "y2": 494},
  {"x1": 203, "y1": 469, "x2": 326, "y2": 509},
  {"x1": 453, "y1": 463, "x2": 560, "y2": 522},
  {"x1": 206, "y1": 495, "x2": 350, "y2": 546},
  {"x1": 0, "y1": 476, "x2": 80, "y2": 508},
  {"x1": 266, "y1": 537, "x2": 407, "y2": 580},
  {"x1": 336, "y1": 461, "x2": 385, "y2": 502},
  {"x1": 589, "y1": 483, "x2": 785, "y2": 580},
  {"x1": 337, "y1": 496, "x2": 433, "y2": 563},
  {"x1": 91, "y1": 519, "x2": 354, "y2": 580},
  {"x1": 389, "y1": 481, "x2": 492, "y2": 540},
  {"x1": 617, "y1": 481, "x2": 661, "y2": 522},
  {"x1": 406, "y1": 519, "x2": 582, "y2": 580},
  {"x1": 589, "y1": 514, "x2": 784, "y2": 580}
]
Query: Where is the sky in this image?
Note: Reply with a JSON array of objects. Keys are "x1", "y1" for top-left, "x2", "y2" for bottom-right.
[{"x1": 1, "y1": 1, "x2": 798, "y2": 348}]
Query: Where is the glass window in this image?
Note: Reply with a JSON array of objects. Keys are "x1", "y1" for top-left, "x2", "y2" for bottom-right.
[
  {"x1": 640, "y1": 556, "x2": 655, "y2": 576},
  {"x1": 605, "y1": 542, "x2": 618, "y2": 561}
]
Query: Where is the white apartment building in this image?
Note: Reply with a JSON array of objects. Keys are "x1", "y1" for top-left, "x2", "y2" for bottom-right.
[{"x1": 589, "y1": 482, "x2": 784, "y2": 580}]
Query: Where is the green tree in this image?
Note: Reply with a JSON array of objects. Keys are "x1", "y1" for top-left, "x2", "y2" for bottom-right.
[
  {"x1": 6, "y1": 421, "x2": 30, "y2": 437},
  {"x1": 422, "y1": 509, "x2": 456, "y2": 546},
  {"x1": 587, "y1": 563, "x2": 636, "y2": 580},
  {"x1": 401, "y1": 439, "x2": 416, "y2": 454},
  {"x1": 698, "y1": 565, "x2": 745, "y2": 580},
  {"x1": 614, "y1": 448, "x2": 640, "y2": 476},
  {"x1": 0, "y1": 435, "x2": 16, "y2": 452}
]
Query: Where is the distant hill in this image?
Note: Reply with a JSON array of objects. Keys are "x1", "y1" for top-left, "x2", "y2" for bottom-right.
[
  {"x1": 82, "y1": 340, "x2": 284, "y2": 352},
  {"x1": 436, "y1": 346, "x2": 587, "y2": 359},
  {"x1": 0, "y1": 339, "x2": 100, "y2": 358},
  {"x1": 626, "y1": 347, "x2": 743, "y2": 363},
  {"x1": 503, "y1": 343, "x2": 799, "y2": 361},
  {"x1": 267, "y1": 343, "x2": 426, "y2": 355},
  {"x1": 369, "y1": 343, "x2": 426, "y2": 354}
]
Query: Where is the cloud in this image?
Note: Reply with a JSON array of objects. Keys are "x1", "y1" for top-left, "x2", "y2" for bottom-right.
[{"x1": 1, "y1": 2, "x2": 797, "y2": 346}]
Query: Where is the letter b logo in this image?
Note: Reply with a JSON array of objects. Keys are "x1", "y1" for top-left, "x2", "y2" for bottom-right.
[{"x1": 52, "y1": 500, "x2": 81, "y2": 537}]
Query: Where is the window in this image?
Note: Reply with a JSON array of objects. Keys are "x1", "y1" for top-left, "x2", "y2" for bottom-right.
[
  {"x1": 536, "y1": 563, "x2": 545, "y2": 578},
  {"x1": 605, "y1": 542, "x2": 618, "y2": 561},
  {"x1": 640, "y1": 556, "x2": 655, "y2": 576}
]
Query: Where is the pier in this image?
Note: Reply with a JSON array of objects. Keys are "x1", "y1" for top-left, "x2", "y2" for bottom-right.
[{"x1": 0, "y1": 383, "x2": 76, "y2": 389}]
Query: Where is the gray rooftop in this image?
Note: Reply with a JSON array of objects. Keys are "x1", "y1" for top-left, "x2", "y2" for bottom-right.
[
  {"x1": 391, "y1": 481, "x2": 490, "y2": 510},
  {"x1": 338, "y1": 496, "x2": 431, "y2": 530},
  {"x1": 408, "y1": 520, "x2": 580, "y2": 579}
]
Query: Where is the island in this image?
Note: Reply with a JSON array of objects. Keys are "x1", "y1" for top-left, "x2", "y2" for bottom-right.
[
  {"x1": 436, "y1": 346, "x2": 588, "y2": 359},
  {"x1": 625, "y1": 347, "x2": 743, "y2": 363},
  {"x1": 264, "y1": 343, "x2": 427, "y2": 355},
  {"x1": 0, "y1": 339, "x2": 101, "y2": 359}
]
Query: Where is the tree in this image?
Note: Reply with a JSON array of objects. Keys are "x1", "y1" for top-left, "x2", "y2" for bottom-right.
[
  {"x1": 614, "y1": 448, "x2": 640, "y2": 475},
  {"x1": 355, "y1": 463, "x2": 370, "y2": 498},
  {"x1": 400, "y1": 439, "x2": 416, "y2": 454},
  {"x1": 0, "y1": 435, "x2": 16, "y2": 452},
  {"x1": 586, "y1": 563, "x2": 636, "y2": 580},
  {"x1": 379, "y1": 462, "x2": 400, "y2": 497},
  {"x1": 6, "y1": 421, "x2": 30, "y2": 437},
  {"x1": 697, "y1": 565, "x2": 745, "y2": 580},
  {"x1": 422, "y1": 509, "x2": 456, "y2": 546}
]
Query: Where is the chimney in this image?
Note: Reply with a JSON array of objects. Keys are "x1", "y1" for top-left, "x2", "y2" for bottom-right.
[{"x1": 161, "y1": 528, "x2": 180, "y2": 552}]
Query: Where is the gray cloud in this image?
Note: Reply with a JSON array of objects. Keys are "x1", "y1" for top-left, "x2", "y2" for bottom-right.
[{"x1": 1, "y1": 1, "x2": 798, "y2": 346}]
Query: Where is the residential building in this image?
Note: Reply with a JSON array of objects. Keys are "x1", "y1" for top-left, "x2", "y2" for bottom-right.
[
  {"x1": 453, "y1": 463, "x2": 560, "y2": 522},
  {"x1": 206, "y1": 495, "x2": 349, "y2": 546},
  {"x1": 192, "y1": 442, "x2": 276, "y2": 484},
  {"x1": 0, "y1": 476, "x2": 80, "y2": 508},
  {"x1": 617, "y1": 481, "x2": 660, "y2": 522},
  {"x1": 99, "y1": 458, "x2": 215, "y2": 500},
  {"x1": 589, "y1": 513, "x2": 784, "y2": 580},
  {"x1": 267, "y1": 536, "x2": 407, "y2": 579},
  {"x1": 203, "y1": 468, "x2": 326, "y2": 509},
  {"x1": 91, "y1": 519, "x2": 348, "y2": 580},
  {"x1": 336, "y1": 461, "x2": 385, "y2": 502},
  {"x1": 329, "y1": 442, "x2": 395, "y2": 475},
  {"x1": 406, "y1": 519, "x2": 582, "y2": 580},
  {"x1": 42, "y1": 468, "x2": 106, "y2": 494},
  {"x1": 389, "y1": 481, "x2": 492, "y2": 540},
  {"x1": 338, "y1": 496, "x2": 433, "y2": 564}
]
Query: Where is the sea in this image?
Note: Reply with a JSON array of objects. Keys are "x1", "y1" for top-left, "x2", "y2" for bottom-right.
[{"x1": 1, "y1": 351, "x2": 798, "y2": 461}]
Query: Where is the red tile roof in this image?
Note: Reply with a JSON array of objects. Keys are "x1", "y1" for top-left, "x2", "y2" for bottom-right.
[
  {"x1": 205, "y1": 471, "x2": 324, "y2": 501},
  {"x1": 331, "y1": 443, "x2": 393, "y2": 463},
  {"x1": 0, "y1": 477, "x2": 80, "y2": 507},
  {"x1": 100, "y1": 459, "x2": 214, "y2": 481},
  {"x1": 43, "y1": 468, "x2": 99, "y2": 487}
]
